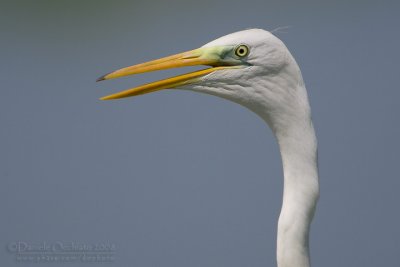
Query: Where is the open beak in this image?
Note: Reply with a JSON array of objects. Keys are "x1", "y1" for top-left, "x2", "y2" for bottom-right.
[{"x1": 97, "y1": 46, "x2": 235, "y2": 100}]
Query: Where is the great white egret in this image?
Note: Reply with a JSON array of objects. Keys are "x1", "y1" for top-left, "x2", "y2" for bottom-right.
[{"x1": 97, "y1": 29, "x2": 319, "y2": 267}]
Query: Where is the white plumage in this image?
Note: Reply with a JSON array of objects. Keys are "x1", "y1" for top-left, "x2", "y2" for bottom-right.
[{"x1": 98, "y1": 29, "x2": 319, "y2": 267}]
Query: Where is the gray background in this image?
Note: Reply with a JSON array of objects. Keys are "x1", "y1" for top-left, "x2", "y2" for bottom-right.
[{"x1": 1, "y1": 0, "x2": 399, "y2": 266}]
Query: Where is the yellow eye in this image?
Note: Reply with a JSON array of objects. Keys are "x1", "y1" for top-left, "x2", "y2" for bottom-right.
[{"x1": 235, "y1": 44, "x2": 249, "y2": 57}]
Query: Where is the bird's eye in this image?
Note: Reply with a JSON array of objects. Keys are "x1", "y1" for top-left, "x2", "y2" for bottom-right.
[{"x1": 235, "y1": 44, "x2": 249, "y2": 57}]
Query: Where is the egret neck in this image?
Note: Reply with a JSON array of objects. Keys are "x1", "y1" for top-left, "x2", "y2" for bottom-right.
[
  {"x1": 257, "y1": 83, "x2": 319, "y2": 267},
  {"x1": 275, "y1": 115, "x2": 318, "y2": 267}
]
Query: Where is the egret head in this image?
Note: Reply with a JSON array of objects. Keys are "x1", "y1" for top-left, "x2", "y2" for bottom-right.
[
  {"x1": 97, "y1": 29, "x2": 318, "y2": 267},
  {"x1": 98, "y1": 29, "x2": 308, "y2": 127}
]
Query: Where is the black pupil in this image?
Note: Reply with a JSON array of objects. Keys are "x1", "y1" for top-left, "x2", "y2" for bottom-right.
[{"x1": 237, "y1": 46, "x2": 246, "y2": 56}]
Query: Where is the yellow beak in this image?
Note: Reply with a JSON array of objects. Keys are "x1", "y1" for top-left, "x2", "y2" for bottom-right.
[{"x1": 97, "y1": 47, "x2": 235, "y2": 100}]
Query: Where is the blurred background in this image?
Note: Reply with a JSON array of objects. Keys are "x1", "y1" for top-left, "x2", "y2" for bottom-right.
[{"x1": 1, "y1": 0, "x2": 399, "y2": 266}]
